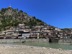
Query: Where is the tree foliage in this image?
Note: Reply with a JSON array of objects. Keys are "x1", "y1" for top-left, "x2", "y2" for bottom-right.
[{"x1": 0, "y1": 7, "x2": 45, "y2": 30}]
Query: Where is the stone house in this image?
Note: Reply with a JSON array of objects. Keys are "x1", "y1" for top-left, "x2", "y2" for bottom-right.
[
  {"x1": 55, "y1": 28, "x2": 61, "y2": 31},
  {"x1": 18, "y1": 31, "x2": 30, "y2": 39}
]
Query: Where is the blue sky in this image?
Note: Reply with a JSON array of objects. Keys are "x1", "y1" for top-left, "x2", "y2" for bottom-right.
[{"x1": 0, "y1": 0, "x2": 72, "y2": 28}]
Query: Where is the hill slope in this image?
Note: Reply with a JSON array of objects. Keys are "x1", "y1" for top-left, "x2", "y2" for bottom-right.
[
  {"x1": 0, "y1": 7, "x2": 47, "y2": 30},
  {"x1": 1, "y1": 7, "x2": 70, "y2": 40}
]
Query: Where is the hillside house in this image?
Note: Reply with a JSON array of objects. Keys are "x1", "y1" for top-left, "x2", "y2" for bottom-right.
[
  {"x1": 18, "y1": 31, "x2": 30, "y2": 39},
  {"x1": 30, "y1": 31, "x2": 40, "y2": 39},
  {"x1": 55, "y1": 28, "x2": 61, "y2": 31},
  {"x1": 18, "y1": 24, "x2": 25, "y2": 29}
]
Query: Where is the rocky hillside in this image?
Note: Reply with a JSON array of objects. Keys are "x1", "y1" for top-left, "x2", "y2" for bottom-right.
[
  {"x1": 0, "y1": 6, "x2": 47, "y2": 31},
  {"x1": 0, "y1": 7, "x2": 72, "y2": 40}
]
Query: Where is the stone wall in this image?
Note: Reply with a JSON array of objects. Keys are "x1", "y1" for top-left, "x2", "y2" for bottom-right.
[
  {"x1": 0, "y1": 39, "x2": 24, "y2": 43},
  {"x1": 0, "y1": 39, "x2": 71, "y2": 44},
  {"x1": 59, "y1": 39, "x2": 72, "y2": 43}
]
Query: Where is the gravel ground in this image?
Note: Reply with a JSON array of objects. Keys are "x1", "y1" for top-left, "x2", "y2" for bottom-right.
[{"x1": 0, "y1": 44, "x2": 71, "y2": 54}]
